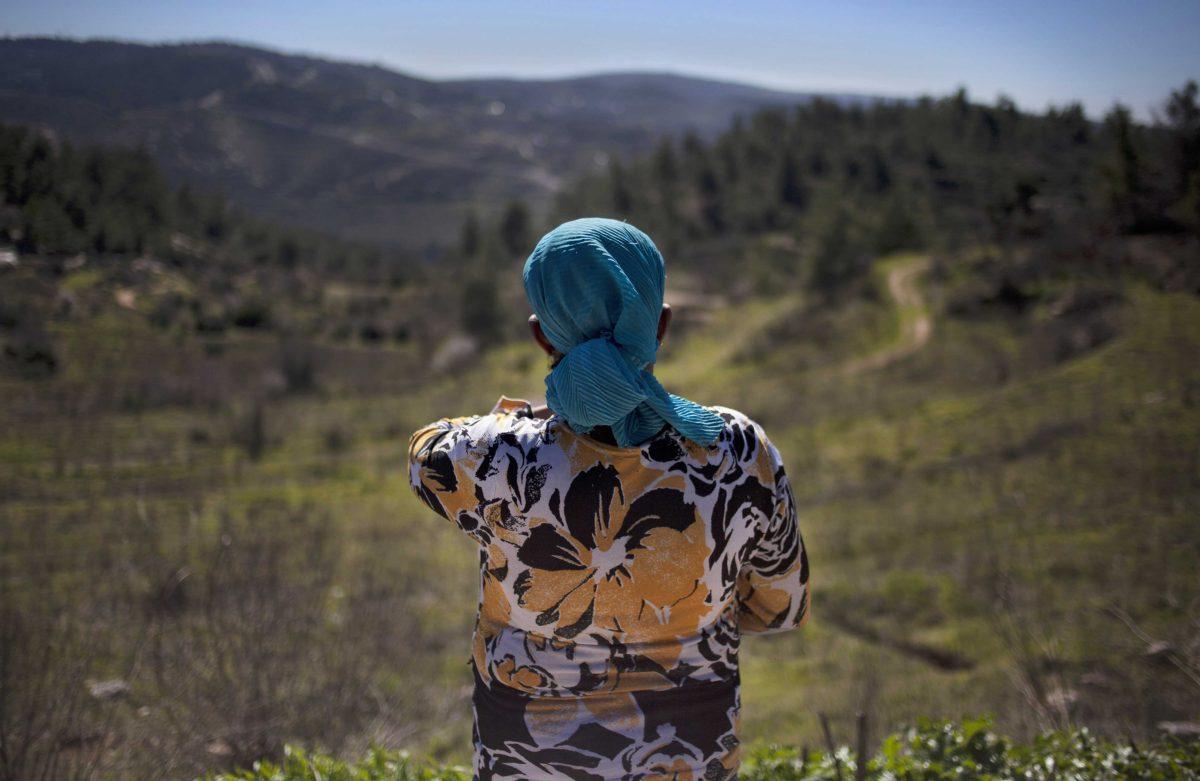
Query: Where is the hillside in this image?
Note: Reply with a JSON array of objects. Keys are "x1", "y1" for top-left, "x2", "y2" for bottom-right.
[
  {"x1": 4, "y1": 232, "x2": 1197, "y2": 778},
  {"x1": 0, "y1": 37, "x2": 867, "y2": 247},
  {"x1": 1, "y1": 83, "x2": 1198, "y2": 778}
]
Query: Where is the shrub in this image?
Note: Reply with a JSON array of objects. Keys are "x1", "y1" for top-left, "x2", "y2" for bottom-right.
[
  {"x1": 740, "y1": 718, "x2": 1200, "y2": 780},
  {"x1": 230, "y1": 296, "x2": 272, "y2": 329},
  {"x1": 205, "y1": 746, "x2": 472, "y2": 781},
  {"x1": 358, "y1": 321, "x2": 385, "y2": 343},
  {"x1": 2, "y1": 323, "x2": 58, "y2": 378},
  {"x1": 230, "y1": 401, "x2": 267, "y2": 460},
  {"x1": 204, "y1": 719, "x2": 1200, "y2": 780},
  {"x1": 277, "y1": 335, "x2": 317, "y2": 394}
]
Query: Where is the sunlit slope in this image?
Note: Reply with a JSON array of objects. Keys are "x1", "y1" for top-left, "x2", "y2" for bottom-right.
[
  {"x1": 657, "y1": 263, "x2": 1199, "y2": 745},
  {"x1": 2, "y1": 250, "x2": 1195, "y2": 765},
  {"x1": 365, "y1": 248, "x2": 1199, "y2": 745}
]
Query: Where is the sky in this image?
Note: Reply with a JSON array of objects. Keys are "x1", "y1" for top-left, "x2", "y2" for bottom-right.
[{"x1": 4, "y1": 0, "x2": 1198, "y2": 120}]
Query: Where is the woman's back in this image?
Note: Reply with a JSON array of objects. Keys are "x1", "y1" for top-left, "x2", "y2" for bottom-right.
[{"x1": 409, "y1": 399, "x2": 809, "y2": 780}]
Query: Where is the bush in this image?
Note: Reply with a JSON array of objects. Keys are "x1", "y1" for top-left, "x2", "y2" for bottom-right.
[
  {"x1": 206, "y1": 746, "x2": 472, "y2": 781},
  {"x1": 230, "y1": 295, "x2": 272, "y2": 329},
  {"x1": 2, "y1": 323, "x2": 58, "y2": 378},
  {"x1": 741, "y1": 718, "x2": 1200, "y2": 780},
  {"x1": 205, "y1": 719, "x2": 1200, "y2": 780},
  {"x1": 277, "y1": 335, "x2": 317, "y2": 394},
  {"x1": 810, "y1": 209, "x2": 873, "y2": 302},
  {"x1": 230, "y1": 400, "x2": 267, "y2": 460},
  {"x1": 358, "y1": 320, "x2": 385, "y2": 343}
]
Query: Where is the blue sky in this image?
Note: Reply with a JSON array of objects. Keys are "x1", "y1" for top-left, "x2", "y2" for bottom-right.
[{"x1": 4, "y1": 0, "x2": 1198, "y2": 119}]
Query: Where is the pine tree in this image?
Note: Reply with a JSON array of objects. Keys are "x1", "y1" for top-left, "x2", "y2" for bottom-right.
[
  {"x1": 1164, "y1": 81, "x2": 1200, "y2": 231},
  {"x1": 1103, "y1": 104, "x2": 1145, "y2": 231},
  {"x1": 810, "y1": 209, "x2": 868, "y2": 300},
  {"x1": 460, "y1": 210, "x2": 481, "y2": 258},
  {"x1": 461, "y1": 266, "x2": 503, "y2": 347},
  {"x1": 609, "y1": 159, "x2": 634, "y2": 216},
  {"x1": 499, "y1": 201, "x2": 531, "y2": 257},
  {"x1": 779, "y1": 149, "x2": 808, "y2": 209}
]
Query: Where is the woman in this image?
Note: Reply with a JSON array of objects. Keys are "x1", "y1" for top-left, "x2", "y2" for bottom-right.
[{"x1": 408, "y1": 218, "x2": 809, "y2": 780}]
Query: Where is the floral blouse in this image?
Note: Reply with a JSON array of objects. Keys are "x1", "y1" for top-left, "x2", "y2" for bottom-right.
[{"x1": 408, "y1": 398, "x2": 809, "y2": 780}]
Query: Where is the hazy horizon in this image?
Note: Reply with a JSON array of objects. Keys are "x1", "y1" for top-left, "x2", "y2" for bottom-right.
[
  {"x1": 5, "y1": 32, "x2": 901, "y2": 98},
  {"x1": 5, "y1": 0, "x2": 1198, "y2": 121}
]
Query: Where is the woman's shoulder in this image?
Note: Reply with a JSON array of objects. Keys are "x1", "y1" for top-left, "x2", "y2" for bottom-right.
[
  {"x1": 706, "y1": 404, "x2": 772, "y2": 442},
  {"x1": 407, "y1": 398, "x2": 548, "y2": 462},
  {"x1": 702, "y1": 404, "x2": 784, "y2": 468}
]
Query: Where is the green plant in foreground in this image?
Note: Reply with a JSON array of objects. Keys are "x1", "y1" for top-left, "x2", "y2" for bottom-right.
[
  {"x1": 207, "y1": 745, "x2": 472, "y2": 781},
  {"x1": 740, "y1": 718, "x2": 1200, "y2": 780},
  {"x1": 205, "y1": 719, "x2": 1200, "y2": 781}
]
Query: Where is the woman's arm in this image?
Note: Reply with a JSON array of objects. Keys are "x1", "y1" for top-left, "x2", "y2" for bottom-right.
[
  {"x1": 407, "y1": 396, "x2": 545, "y2": 545},
  {"x1": 407, "y1": 415, "x2": 478, "y2": 524},
  {"x1": 736, "y1": 438, "x2": 810, "y2": 634}
]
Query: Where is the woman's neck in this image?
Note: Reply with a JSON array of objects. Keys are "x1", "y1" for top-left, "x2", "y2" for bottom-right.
[{"x1": 588, "y1": 425, "x2": 619, "y2": 446}]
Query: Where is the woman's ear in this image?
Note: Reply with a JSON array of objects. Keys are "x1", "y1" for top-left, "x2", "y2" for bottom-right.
[
  {"x1": 528, "y1": 315, "x2": 557, "y2": 356},
  {"x1": 657, "y1": 303, "x2": 673, "y2": 345}
]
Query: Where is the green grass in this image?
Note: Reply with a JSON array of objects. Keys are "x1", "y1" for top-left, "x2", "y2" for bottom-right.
[
  {"x1": 205, "y1": 720, "x2": 1200, "y2": 780},
  {"x1": 3, "y1": 248, "x2": 1198, "y2": 775}
]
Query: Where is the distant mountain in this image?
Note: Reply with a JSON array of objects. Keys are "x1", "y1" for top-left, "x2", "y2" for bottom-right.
[{"x1": 0, "y1": 37, "x2": 877, "y2": 248}]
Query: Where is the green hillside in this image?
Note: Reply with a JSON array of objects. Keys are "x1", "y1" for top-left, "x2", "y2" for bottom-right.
[
  {"x1": 0, "y1": 38, "x2": 852, "y2": 248},
  {"x1": 2, "y1": 84, "x2": 1198, "y2": 779}
]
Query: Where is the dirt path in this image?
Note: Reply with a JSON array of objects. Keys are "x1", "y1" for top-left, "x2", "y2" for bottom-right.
[
  {"x1": 824, "y1": 611, "x2": 975, "y2": 671},
  {"x1": 839, "y1": 255, "x2": 933, "y2": 376}
]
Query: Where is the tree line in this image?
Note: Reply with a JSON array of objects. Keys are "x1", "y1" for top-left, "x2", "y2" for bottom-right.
[
  {"x1": 457, "y1": 82, "x2": 1200, "y2": 309},
  {"x1": 0, "y1": 123, "x2": 411, "y2": 285},
  {"x1": 3, "y1": 80, "x2": 1197, "y2": 350}
]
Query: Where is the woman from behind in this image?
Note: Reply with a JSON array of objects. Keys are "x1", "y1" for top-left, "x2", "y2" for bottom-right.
[{"x1": 408, "y1": 217, "x2": 810, "y2": 780}]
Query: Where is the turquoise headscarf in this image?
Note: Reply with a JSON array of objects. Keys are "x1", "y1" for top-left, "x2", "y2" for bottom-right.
[{"x1": 522, "y1": 218, "x2": 725, "y2": 448}]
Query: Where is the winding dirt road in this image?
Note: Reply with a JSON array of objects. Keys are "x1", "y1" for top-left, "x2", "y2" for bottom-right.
[{"x1": 839, "y1": 255, "x2": 933, "y2": 376}]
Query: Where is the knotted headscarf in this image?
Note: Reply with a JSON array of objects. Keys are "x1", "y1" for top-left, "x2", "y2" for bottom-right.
[{"x1": 522, "y1": 218, "x2": 725, "y2": 447}]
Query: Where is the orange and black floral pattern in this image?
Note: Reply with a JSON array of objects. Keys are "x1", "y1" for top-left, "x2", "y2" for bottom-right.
[{"x1": 409, "y1": 400, "x2": 809, "y2": 780}]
